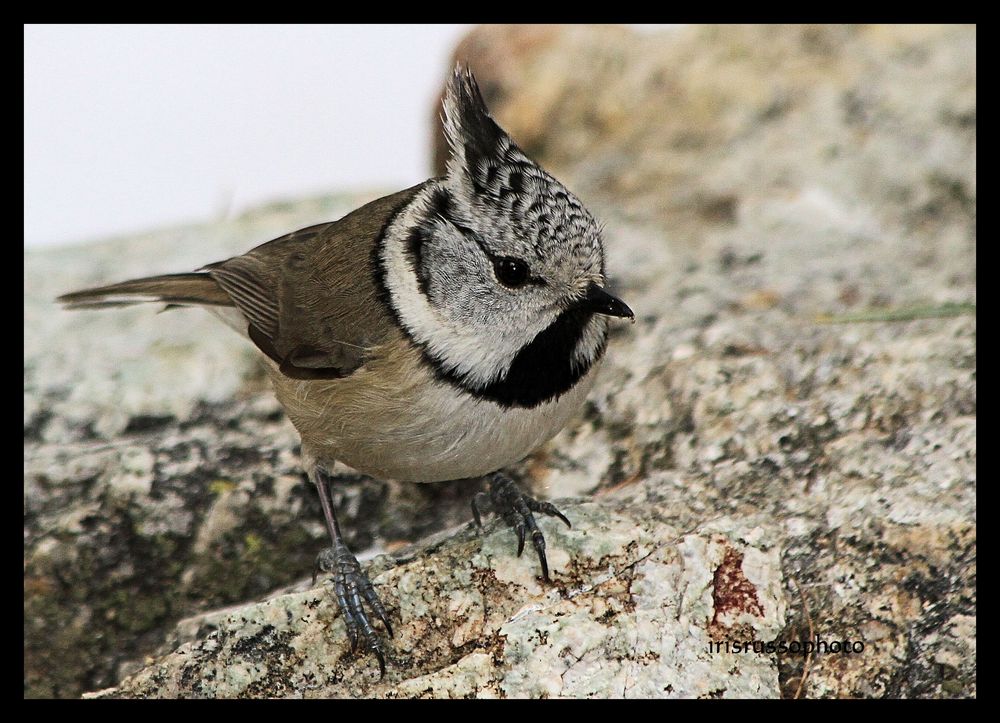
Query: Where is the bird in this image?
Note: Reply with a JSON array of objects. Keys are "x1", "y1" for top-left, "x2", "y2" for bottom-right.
[{"x1": 58, "y1": 66, "x2": 634, "y2": 677}]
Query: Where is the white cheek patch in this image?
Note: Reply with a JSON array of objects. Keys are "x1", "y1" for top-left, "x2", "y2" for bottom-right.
[{"x1": 379, "y1": 184, "x2": 551, "y2": 388}]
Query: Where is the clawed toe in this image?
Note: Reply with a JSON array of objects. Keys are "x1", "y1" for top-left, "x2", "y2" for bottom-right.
[
  {"x1": 315, "y1": 544, "x2": 393, "y2": 678},
  {"x1": 474, "y1": 472, "x2": 570, "y2": 582},
  {"x1": 528, "y1": 498, "x2": 572, "y2": 530}
]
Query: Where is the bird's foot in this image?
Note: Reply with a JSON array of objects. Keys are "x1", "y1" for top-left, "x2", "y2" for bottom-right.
[
  {"x1": 313, "y1": 542, "x2": 393, "y2": 677},
  {"x1": 471, "y1": 472, "x2": 571, "y2": 582}
]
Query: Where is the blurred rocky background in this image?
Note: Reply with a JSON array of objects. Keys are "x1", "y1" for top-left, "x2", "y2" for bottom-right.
[{"x1": 24, "y1": 24, "x2": 975, "y2": 698}]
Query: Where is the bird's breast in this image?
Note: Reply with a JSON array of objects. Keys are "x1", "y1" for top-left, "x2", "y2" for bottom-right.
[{"x1": 267, "y1": 338, "x2": 600, "y2": 482}]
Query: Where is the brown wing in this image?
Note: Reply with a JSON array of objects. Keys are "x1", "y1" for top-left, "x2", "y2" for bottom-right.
[{"x1": 205, "y1": 184, "x2": 424, "y2": 379}]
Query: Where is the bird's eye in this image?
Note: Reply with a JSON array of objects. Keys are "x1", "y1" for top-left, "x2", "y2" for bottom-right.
[{"x1": 493, "y1": 257, "x2": 530, "y2": 288}]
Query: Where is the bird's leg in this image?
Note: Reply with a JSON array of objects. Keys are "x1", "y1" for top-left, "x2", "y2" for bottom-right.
[
  {"x1": 471, "y1": 471, "x2": 571, "y2": 582},
  {"x1": 311, "y1": 467, "x2": 393, "y2": 678}
]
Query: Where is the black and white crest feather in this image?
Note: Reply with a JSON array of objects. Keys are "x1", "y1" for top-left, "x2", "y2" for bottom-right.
[
  {"x1": 440, "y1": 67, "x2": 604, "y2": 270},
  {"x1": 442, "y1": 67, "x2": 506, "y2": 185}
]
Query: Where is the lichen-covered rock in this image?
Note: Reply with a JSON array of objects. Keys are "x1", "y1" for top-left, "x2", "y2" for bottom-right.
[
  {"x1": 85, "y1": 500, "x2": 786, "y2": 698},
  {"x1": 25, "y1": 23, "x2": 975, "y2": 698}
]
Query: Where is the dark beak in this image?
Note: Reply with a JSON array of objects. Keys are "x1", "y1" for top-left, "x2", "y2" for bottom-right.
[{"x1": 576, "y1": 282, "x2": 634, "y2": 320}]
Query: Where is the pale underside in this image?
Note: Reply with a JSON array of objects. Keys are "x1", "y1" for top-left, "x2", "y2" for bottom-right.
[{"x1": 209, "y1": 306, "x2": 599, "y2": 482}]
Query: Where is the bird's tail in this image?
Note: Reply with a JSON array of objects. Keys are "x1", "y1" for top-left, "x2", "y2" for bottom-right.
[{"x1": 57, "y1": 272, "x2": 232, "y2": 310}]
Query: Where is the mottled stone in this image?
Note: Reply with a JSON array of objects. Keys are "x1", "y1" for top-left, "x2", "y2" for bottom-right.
[
  {"x1": 26, "y1": 23, "x2": 974, "y2": 698},
  {"x1": 87, "y1": 501, "x2": 785, "y2": 698}
]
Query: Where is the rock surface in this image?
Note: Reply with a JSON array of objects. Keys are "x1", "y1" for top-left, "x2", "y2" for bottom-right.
[
  {"x1": 25, "y1": 24, "x2": 975, "y2": 698},
  {"x1": 86, "y1": 506, "x2": 786, "y2": 698}
]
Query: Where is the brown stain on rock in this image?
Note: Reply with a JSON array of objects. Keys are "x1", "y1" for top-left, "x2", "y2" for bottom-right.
[{"x1": 708, "y1": 545, "x2": 765, "y2": 640}]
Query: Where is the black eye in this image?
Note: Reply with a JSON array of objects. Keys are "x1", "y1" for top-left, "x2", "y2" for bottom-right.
[{"x1": 493, "y1": 257, "x2": 530, "y2": 288}]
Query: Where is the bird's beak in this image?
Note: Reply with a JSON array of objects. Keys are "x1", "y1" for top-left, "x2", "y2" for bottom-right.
[{"x1": 576, "y1": 282, "x2": 634, "y2": 320}]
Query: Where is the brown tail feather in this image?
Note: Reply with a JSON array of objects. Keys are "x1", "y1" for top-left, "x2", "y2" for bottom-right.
[{"x1": 57, "y1": 272, "x2": 233, "y2": 310}]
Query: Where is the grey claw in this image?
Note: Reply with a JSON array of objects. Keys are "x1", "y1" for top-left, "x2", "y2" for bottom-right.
[
  {"x1": 315, "y1": 543, "x2": 392, "y2": 675},
  {"x1": 529, "y1": 499, "x2": 572, "y2": 529},
  {"x1": 538, "y1": 546, "x2": 551, "y2": 582},
  {"x1": 478, "y1": 473, "x2": 569, "y2": 582}
]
